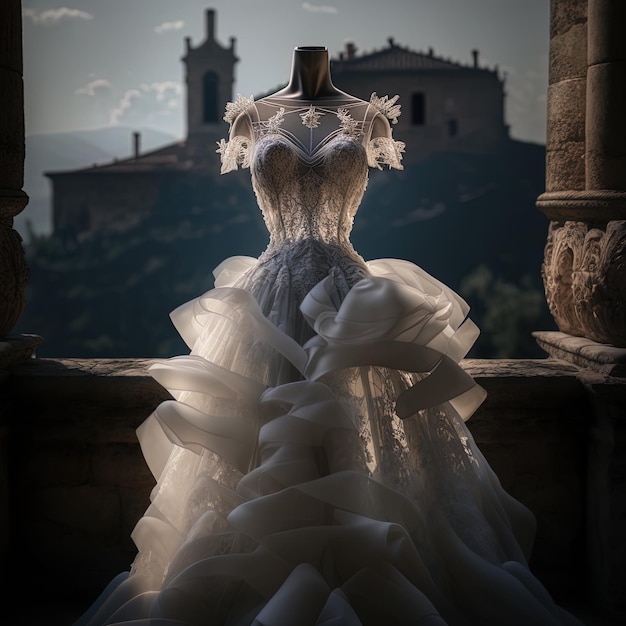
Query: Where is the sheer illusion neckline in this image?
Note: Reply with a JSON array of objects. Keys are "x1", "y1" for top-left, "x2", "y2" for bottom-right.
[{"x1": 217, "y1": 93, "x2": 406, "y2": 173}]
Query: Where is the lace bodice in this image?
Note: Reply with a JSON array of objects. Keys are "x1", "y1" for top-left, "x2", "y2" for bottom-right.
[{"x1": 217, "y1": 94, "x2": 405, "y2": 254}]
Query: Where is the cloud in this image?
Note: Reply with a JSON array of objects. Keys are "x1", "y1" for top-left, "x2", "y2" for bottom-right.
[
  {"x1": 22, "y1": 7, "x2": 94, "y2": 26},
  {"x1": 302, "y1": 2, "x2": 338, "y2": 14},
  {"x1": 74, "y1": 78, "x2": 114, "y2": 127},
  {"x1": 154, "y1": 20, "x2": 185, "y2": 35},
  {"x1": 75, "y1": 79, "x2": 112, "y2": 97},
  {"x1": 110, "y1": 81, "x2": 183, "y2": 127}
]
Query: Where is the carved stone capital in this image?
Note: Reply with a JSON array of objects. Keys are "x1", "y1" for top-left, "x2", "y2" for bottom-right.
[{"x1": 542, "y1": 219, "x2": 626, "y2": 346}]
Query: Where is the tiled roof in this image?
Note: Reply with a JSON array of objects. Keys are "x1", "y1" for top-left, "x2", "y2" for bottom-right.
[
  {"x1": 46, "y1": 141, "x2": 191, "y2": 176},
  {"x1": 332, "y1": 43, "x2": 472, "y2": 72}
]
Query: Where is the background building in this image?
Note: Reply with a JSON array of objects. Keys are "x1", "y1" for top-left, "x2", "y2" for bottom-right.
[
  {"x1": 331, "y1": 39, "x2": 508, "y2": 160},
  {"x1": 47, "y1": 8, "x2": 239, "y2": 239},
  {"x1": 47, "y1": 8, "x2": 509, "y2": 239}
]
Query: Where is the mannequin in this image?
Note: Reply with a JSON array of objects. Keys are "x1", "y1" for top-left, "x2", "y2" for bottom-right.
[
  {"x1": 271, "y1": 46, "x2": 353, "y2": 101},
  {"x1": 230, "y1": 45, "x2": 389, "y2": 150}
]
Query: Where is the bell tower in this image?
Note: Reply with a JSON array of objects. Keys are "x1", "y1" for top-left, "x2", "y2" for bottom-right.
[{"x1": 182, "y1": 8, "x2": 238, "y2": 164}]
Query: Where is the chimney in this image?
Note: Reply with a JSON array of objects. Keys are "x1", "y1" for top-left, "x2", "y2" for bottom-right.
[
  {"x1": 185, "y1": 36, "x2": 191, "y2": 53},
  {"x1": 230, "y1": 36, "x2": 236, "y2": 53},
  {"x1": 133, "y1": 131, "x2": 141, "y2": 159},
  {"x1": 428, "y1": 47, "x2": 434, "y2": 57},
  {"x1": 206, "y1": 8, "x2": 215, "y2": 41},
  {"x1": 346, "y1": 42, "x2": 357, "y2": 59},
  {"x1": 472, "y1": 49, "x2": 479, "y2": 68}
]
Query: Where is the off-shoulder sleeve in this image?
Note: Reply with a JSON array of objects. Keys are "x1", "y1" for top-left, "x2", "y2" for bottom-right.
[
  {"x1": 366, "y1": 93, "x2": 405, "y2": 171},
  {"x1": 216, "y1": 95, "x2": 256, "y2": 174}
]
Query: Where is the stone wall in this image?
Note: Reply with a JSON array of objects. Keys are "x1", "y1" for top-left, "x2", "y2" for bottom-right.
[
  {"x1": 3, "y1": 358, "x2": 170, "y2": 605},
  {"x1": 50, "y1": 172, "x2": 175, "y2": 238},
  {"x1": 5, "y1": 356, "x2": 623, "y2": 613},
  {"x1": 334, "y1": 70, "x2": 508, "y2": 162}
]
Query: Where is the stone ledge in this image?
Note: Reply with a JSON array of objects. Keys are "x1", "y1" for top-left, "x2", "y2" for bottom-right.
[
  {"x1": 12, "y1": 356, "x2": 159, "y2": 378},
  {"x1": 11, "y1": 355, "x2": 584, "y2": 379},
  {"x1": 534, "y1": 330, "x2": 626, "y2": 377},
  {"x1": 8, "y1": 356, "x2": 172, "y2": 409},
  {"x1": 462, "y1": 356, "x2": 581, "y2": 378},
  {"x1": 9, "y1": 354, "x2": 602, "y2": 382},
  {"x1": 5, "y1": 354, "x2": 608, "y2": 418}
]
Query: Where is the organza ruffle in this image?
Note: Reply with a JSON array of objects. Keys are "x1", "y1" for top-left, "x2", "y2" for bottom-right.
[{"x1": 74, "y1": 256, "x2": 583, "y2": 626}]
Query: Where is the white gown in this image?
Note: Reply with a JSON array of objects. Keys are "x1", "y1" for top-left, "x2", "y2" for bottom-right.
[{"x1": 74, "y1": 94, "x2": 584, "y2": 626}]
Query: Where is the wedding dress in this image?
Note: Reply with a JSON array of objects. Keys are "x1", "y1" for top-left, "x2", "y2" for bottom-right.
[{"x1": 74, "y1": 91, "x2": 584, "y2": 626}]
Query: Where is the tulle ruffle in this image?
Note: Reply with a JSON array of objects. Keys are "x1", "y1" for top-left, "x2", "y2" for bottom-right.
[{"x1": 74, "y1": 256, "x2": 584, "y2": 626}]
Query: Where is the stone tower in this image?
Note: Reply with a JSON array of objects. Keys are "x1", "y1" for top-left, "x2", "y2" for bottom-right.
[{"x1": 182, "y1": 8, "x2": 238, "y2": 166}]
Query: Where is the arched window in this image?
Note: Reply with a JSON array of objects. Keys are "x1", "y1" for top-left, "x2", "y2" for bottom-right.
[
  {"x1": 411, "y1": 92, "x2": 425, "y2": 125},
  {"x1": 203, "y1": 71, "x2": 219, "y2": 124}
]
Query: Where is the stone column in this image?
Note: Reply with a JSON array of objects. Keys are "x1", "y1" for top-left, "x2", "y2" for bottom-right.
[
  {"x1": 536, "y1": 2, "x2": 626, "y2": 618},
  {"x1": 0, "y1": 0, "x2": 29, "y2": 338},
  {"x1": 537, "y1": 0, "x2": 626, "y2": 356},
  {"x1": 585, "y1": 0, "x2": 626, "y2": 191},
  {"x1": 0, "y1": 0, "x2": 40, "y2": 570}
]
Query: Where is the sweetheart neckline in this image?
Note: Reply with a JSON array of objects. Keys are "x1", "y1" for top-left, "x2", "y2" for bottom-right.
[{"x1": 252, "y1": 132, "x2": 367, "y2": 167}]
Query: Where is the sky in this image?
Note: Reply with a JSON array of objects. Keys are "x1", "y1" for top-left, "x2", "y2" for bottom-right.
[{"x1": 21, "y1": 0, "x2": 550, "y2": 145}]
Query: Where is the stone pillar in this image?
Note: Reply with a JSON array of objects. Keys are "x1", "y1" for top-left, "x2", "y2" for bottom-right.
[
  {"x1": 0, "y1": 0, "x2": 39, "y2": 570},
  {"x1": 537, "y1": 0, "x2": 626, "y2": 352},
  {"x1": 0, "y1": 0, "x2": 29, "y2": 338},
  {"x1": 536, "y1": 3, "x2": 626, "y2": 618},
  {"x1": 585, "y1": 0, "x2": 626, "y2": 191}
]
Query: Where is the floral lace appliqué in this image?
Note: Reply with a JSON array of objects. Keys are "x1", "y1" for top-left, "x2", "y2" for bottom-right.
[
  {"x1": 216, "y1": 135, "x2": 251, "y2": 174},
  {"x1": 223, "y1": 94, "x2": 255, "y2": 125},
  {"x1": 266, "y1": 108, "x2": 286, "y2": 134},
  {"x1": 336, "y1": 108, "x2": 361, "y2": 138},
  {"x1": 367, "y1": 136, "x2": 405, "y2": 170},
  {"x1": 300, "y1": 105, "x2": 325, "y2": 129},
  {"x1": 218, "y1": 95, "x2": 257, "y2": 173},
  {"x1": 369, "y1": 92, "x2": 401, "y2": 125}
]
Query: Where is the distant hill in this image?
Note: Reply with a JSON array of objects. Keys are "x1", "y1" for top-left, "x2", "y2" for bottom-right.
[
  {"x1": 16, "y1": 126, "x2": 179, "y2": 240},
  {"x1": 353, "y1": 140, "x2": 548, "y2": 287}
]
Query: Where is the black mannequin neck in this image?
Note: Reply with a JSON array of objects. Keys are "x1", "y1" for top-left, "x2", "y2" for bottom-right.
[{"x1": 274, "y1": 47, "x2": 348, "y2": 100}]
